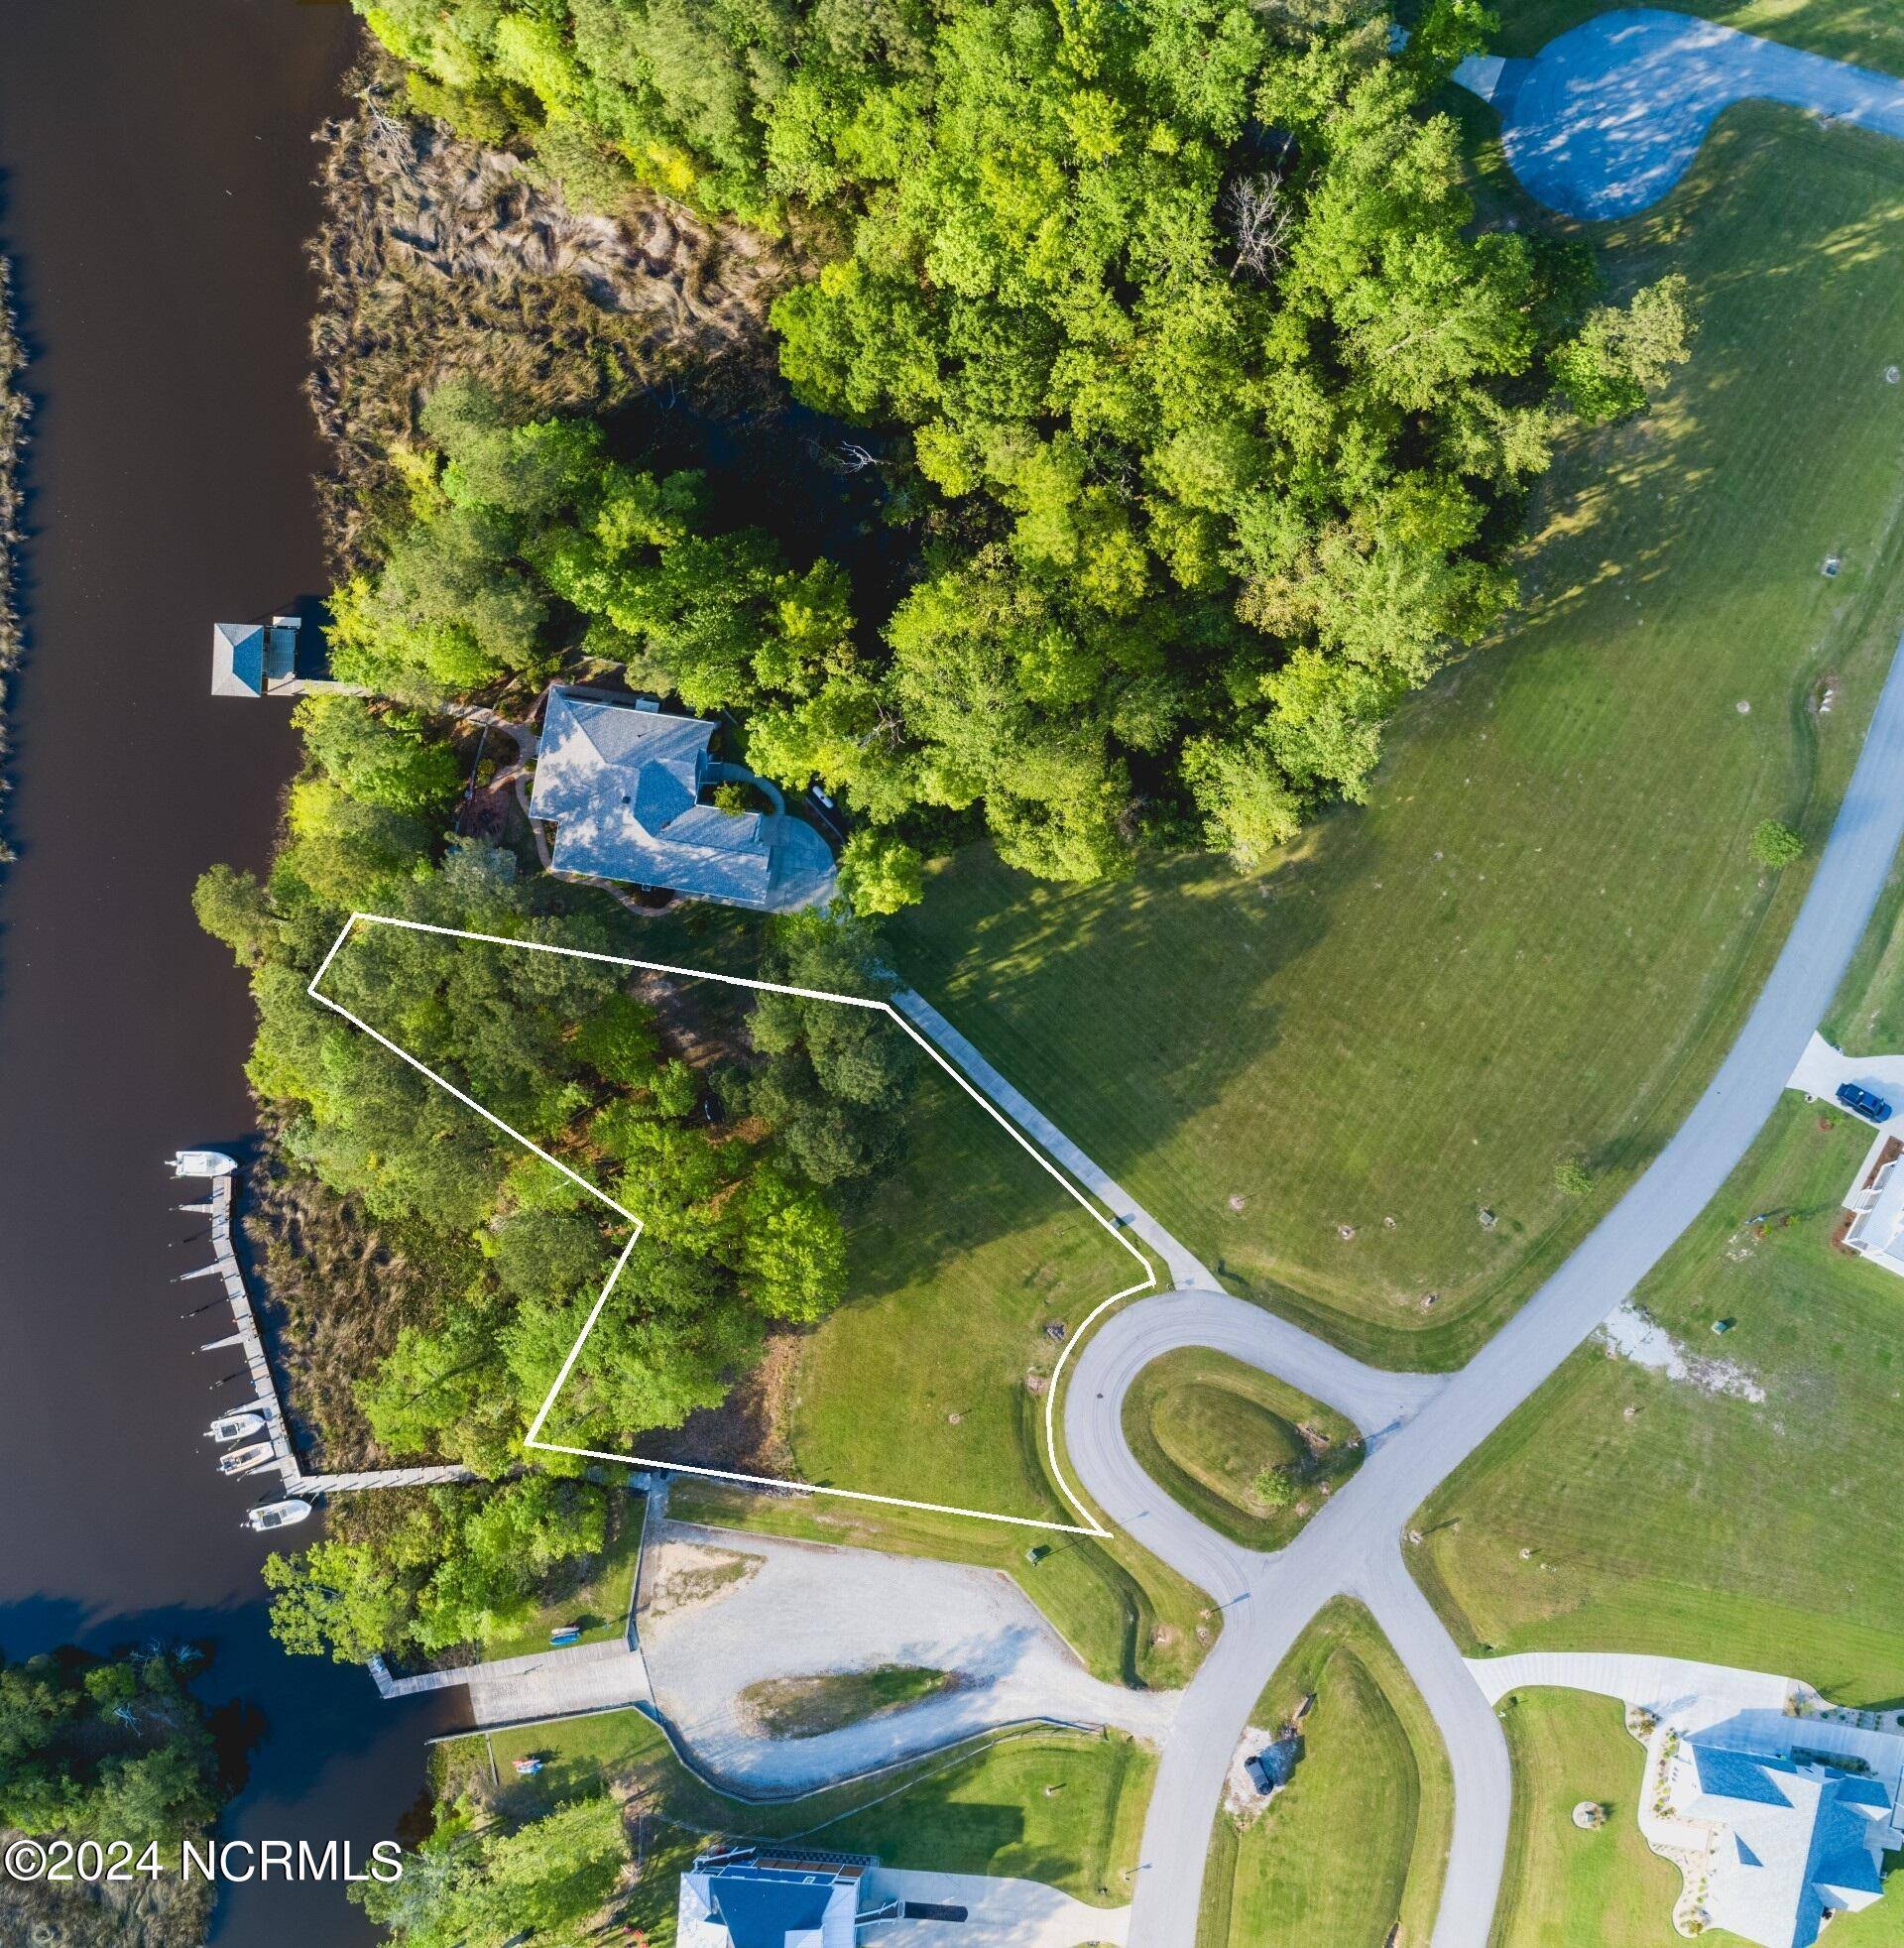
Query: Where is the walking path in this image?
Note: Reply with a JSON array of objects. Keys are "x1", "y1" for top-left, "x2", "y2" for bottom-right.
[
  {"x1": 892, "y1": 990, "x2": 1217, "y2": 1291},
  {"x1": 1456, "y1": 9, "x2": 1904, "y2": 219},
  {"x1": 904, "y1": 623, "x2": 1904, "y2": 1947}
]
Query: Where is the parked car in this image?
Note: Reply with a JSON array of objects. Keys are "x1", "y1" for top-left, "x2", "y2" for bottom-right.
[{"x1": 1836, "y1": 1081, "x2": 1893, "y2": 1122}]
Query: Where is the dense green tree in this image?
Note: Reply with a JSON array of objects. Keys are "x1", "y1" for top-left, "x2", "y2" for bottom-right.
[
  {"x1": 295, "y1": 694, "x2": 463, "y2": 815},
  {"x1": 353, "y1": 0, "x2": 1694, "y2": 879},
  {"x1": 355, "y1": 1796, "x2": 627, "y2": 1948},
  {"x1": 837, "y1": 828, "x2": 925, "y2": 914},
  {"x1": 0, "y1": 1649, "x2": 221, "y2": 1844}
]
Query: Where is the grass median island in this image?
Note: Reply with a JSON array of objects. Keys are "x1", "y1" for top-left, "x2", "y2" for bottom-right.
[
  {"x1": 1198, "y1": 1599, "x2": 1451, "y2": 1948},
  {"x1": 1489, "y1": 1689, "x2": 1682, "y2": 1948},
  {"x1": 1122, "y1": 1349, "x2": 1362, "y2": 1550},
  {"x1": 431, "y1": 1708, "x2": 1155, "y2": 1932},
  {"x1": 892, "y1": 99, "x2": 1904, "y2": 1369},
  {"x1": 738, "y1": 1664, "x2": 957, "y2": 1741},
  {"x1": 1412, "y1": 1095, "x2": 1904, "y2": 1699},
  {"x1": 667, "y1": 1477, "x2": 1216, "y2": 1693}
]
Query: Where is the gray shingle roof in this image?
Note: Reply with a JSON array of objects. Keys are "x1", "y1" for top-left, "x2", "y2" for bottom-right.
[{"x1": 528, "y1": 688, "x2": 834, "y2": 912}]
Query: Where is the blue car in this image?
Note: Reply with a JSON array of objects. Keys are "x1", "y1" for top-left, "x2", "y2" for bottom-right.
[{"x1": 1836, "y1": 1081, "x2": 1893, "y2": 1123}]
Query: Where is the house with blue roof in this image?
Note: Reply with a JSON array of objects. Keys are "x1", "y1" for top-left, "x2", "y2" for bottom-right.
[
  {"x1": 676, "y1": 1846, "x2": 897, "y2": 1947},
  {"x1": 1680, "y1": 1739, "x2": 1894, "y2": 1947},
  {"x1": 528, "y1": 687, "x2": 836, "y2": 913}
]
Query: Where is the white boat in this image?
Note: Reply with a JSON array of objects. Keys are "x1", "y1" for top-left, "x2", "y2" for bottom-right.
[
  {"x1": 171, "y1": 1150, "x2": 237, "y2": 1178},
  {"x1": 206, "y1": 1412, "x2": 266, "y2": 1444},
  {"x1": 244, "y1": 1500, "x2": 311, "y2": 1533},
  {"x1": 217, "y1": 1441, "x2": 276, "y2": 1476}
]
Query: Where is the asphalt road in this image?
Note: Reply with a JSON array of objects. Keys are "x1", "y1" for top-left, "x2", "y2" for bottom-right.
[
  {"x1": 1066, "y1": 625, "x2": 1904, "y2": 1947},
  {"x1": 1457, "y1": 8, "x2": 1904, "y2": 219}
]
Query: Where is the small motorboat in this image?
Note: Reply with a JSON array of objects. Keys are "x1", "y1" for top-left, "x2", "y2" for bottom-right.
[
  {"x1": 217, "y1": 1441, "x2": 276, "y2": 1476},
  {"x1": 171, "y1": 1150, "x2": 237, "y2": 1178},
  {"x1": 206, "y1": 1412, "x2": 266, "y2": 1445},
  {"x1": 244, "y1": 1499, "x2": 311, "y2": 1533}
]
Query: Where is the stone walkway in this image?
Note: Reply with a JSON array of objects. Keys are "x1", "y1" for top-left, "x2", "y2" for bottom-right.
[
  {"x1": 1455, "y1": 8, "x2": 1904, "y2": 218},
  {"x1": 373, "y1": 1636, "x2": 653, "y2": 1728}
]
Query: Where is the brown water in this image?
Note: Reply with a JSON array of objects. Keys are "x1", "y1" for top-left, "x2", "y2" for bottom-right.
[{"x1": 0, "y1": 3, "x2": 456, "y2": 1938}]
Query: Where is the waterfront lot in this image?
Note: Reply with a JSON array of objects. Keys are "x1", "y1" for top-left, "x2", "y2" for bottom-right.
[
  {"x1": 1197, "y1": 1600, "x2": 1451, "y2": 1948},
  {"x1": 434, "y1": 1709, "x2": 1155, "y2": 1927},
  {"x1": 892, "y1": 102, "x2": 1904, "y2": 1367}
]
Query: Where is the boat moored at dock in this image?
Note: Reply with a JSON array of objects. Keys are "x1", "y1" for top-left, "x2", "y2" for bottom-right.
[{"x1": 245, "y1": 1499, "x2": 312, "y2": 1533}]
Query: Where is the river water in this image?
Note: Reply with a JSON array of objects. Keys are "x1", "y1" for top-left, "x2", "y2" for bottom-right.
[{"x1": 0, "y1": 3, "x2": 455, "y2": 1939}]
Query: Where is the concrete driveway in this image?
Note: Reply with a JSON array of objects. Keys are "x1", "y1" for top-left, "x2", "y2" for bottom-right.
[
  {"x1": 638, "y1": 1521, "x2": 1177, "y2": 1793},
  {"x1": 1455, "y1": 8, "x2": 1904, "y2": 218},
  {"x1": 1787, "y1": 1031, "x2": 1904, "y2": 1121},
  {"x1": 865, "y1": 1869, "x2": 1130, "y2": 1947}
]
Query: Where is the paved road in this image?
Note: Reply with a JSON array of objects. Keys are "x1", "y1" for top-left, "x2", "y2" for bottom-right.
[
  {"x1": 1054, "y1": 624, "x2": 1904, "y2": 1948},
  {"x1": 1455, "y1": 8, "x2": 1904, "y2": 219}
]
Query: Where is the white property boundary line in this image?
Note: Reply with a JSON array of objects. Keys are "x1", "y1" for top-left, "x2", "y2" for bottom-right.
[{"x1": 307, "y1": 913, "x2": 1157, "y2": 1536}]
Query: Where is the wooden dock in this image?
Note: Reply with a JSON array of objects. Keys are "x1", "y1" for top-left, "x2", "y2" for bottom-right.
[{"x1": 183, "y1": 1166, "x2": 474, "y2": 1501}]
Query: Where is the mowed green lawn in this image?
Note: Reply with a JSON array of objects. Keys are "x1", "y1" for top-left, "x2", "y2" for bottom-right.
[
  {"x1": 894, "y1": 100, "x2": 1904, "y2": 1366},
  {"x1": 1491, "y1": 1689, "x2": 1904, "y2": 1946},
  {"x1": 1122, "y1": 1348, "x2": 1362, "y2": 1550},
  {"x1": 1488, "y1": 1690, "x2": 1682, "y2": 1948},
  {"x1": 1414, "y1": 1094, "x2": 1904, "y2": 1701},
  {"x1": 435, "y1": 1711, "x2": 1154, "y2": 1938},
  {"x1": 786, "y1": 1021, "x2": 1147, "y2": 1523},
  {"x1": 1199, "y1": 1600, "x2": 1451, "y2": 1948}
]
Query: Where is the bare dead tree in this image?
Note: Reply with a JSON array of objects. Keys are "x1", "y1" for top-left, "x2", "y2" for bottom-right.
[{"x1": 1225, "y1": 167, "x2": 1296, "y2": 282}]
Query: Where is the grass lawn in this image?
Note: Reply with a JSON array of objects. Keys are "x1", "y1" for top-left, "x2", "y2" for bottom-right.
[
  {"x1": 1121, "y1": 1348, "x2": 1362, "y2": 1550},
  {"x1": 892, "y1": 93, "x2": 1904, "y2": 1368},
  {"x1": 1198, "y1": 1599, "x2": 1452, "y2": 1948},
  {"x1": 738, "y1": 1664, "x2": 956, "y2": 1740},
  {"x1": 781, "y1": 1020, "x2": 1152, "y2": 1525},
  {"x1": 1488, "y1": 1690, "x2": 1682, "y2": 1948},
  {"x1": 668, "y1": 1475, "x2": 1217, "y2": 1692},
  {"x1": 433, "y1": 1709, "x2": 1154, "y2": 1938},
  {"x1": 470, "y1": 1497, "x2": 643, "y2": 1662},
  {"x1": 1413, "y1": 1094, "x2": 1904, "y2": 1701}
]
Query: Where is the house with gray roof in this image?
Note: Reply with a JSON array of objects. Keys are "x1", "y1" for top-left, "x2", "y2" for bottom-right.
[
  {"x1": 528, "y1": 687, "x2": 835, "y2": 913},
  {"x1": 1679, "y1": 1739, "x2": 1894, "y2": 1947},
  {"x1": 676, "y1": 1847, "x2": 896, "y2": 1948}
]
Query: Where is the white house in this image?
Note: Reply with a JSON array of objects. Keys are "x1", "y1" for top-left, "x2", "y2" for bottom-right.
[
  {"x1": 1672, "y1": 1741, "x2": 1894, "y2": 1948},
  {"x1": 1841, "y1": 1129, "x2": 1904, "y2": 1276}
]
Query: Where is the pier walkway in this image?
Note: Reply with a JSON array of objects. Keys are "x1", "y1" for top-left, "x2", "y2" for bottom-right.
[{"x1": 181, "y1": 1164, "x2": 474, "y2": 1499}]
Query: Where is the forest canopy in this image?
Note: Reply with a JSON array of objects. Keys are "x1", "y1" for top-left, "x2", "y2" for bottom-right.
[{"x1": 351, "y1": 0, "x2": 1694, "y2": 881}]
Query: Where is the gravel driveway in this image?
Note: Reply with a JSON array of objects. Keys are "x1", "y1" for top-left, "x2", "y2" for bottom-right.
[{"x1": 638, "y1": 1520, "x2": 1178, "y2": 1792}]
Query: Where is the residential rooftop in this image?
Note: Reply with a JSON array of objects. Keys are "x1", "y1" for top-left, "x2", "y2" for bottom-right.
[{"x1": 528, "y1": 686, "x2": 835, "y2": 913}]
